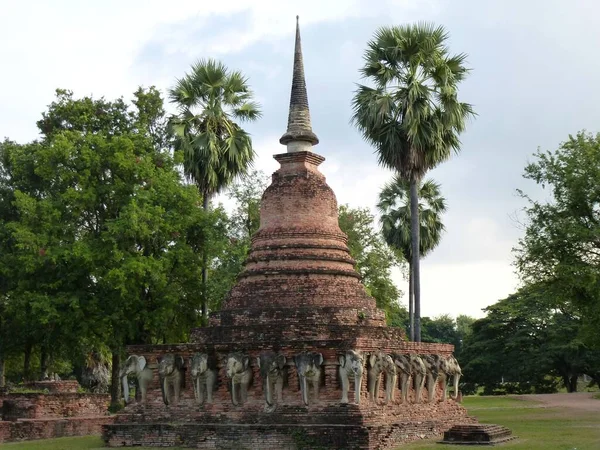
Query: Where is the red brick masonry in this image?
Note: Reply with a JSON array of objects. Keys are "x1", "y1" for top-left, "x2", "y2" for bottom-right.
[
  {"x1": 103, "y1": 152, "x2": 475, "y2": 449},
  {"x1": 0, "y1": 389, "x2": 113, "y2": 443}
]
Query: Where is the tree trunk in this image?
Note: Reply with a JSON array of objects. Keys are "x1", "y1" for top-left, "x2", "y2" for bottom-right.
[
  {"x1": 410, "y1": 178, "x2": 422, "y2": 342},
  {"x1": 110, "y1": 349, "x2": 121, "y2": 409},
  {"x1": 569, "y1": 375, "x2": 578, "y2": 393},
  {"x1": 40, "y1": 345, "x2": 49, "y2": 380},
  {"x1": 23, "y1": 341, "x2": 33, "y2": 381},
  {"x1": 0, "y1": 354, "x2": 5, "y2": 387},
  {"x1": 408, "y1": 262, "x2": 414, "y2": 341},
  {"x1": 201, "y1": 193, "x2": 210, "y2": 324}
]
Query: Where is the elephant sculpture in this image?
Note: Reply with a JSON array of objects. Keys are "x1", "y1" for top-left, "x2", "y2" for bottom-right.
[
  {"x1": 439, "y1": 355, "x2": 462, "y2": 400},
  {"x1": 190, "y1": 353, "x2": 217, "y2": 405},
  {"x1": 226, "y1": 352, "x2": 253, "y2": 406},
  {"x1": 120, "y1": 355, "x2": 153, "y2": 404},
  {"x1": 367, "y1": 352, "x2": 397, "y2": 403},
  {"x1": 422, "y1": 354, "x2": 441, "y2": 403},
  {"x1": 158, "y1": 354, "x2": 185, "y2": 405},
  {"x1": 294, "y1": 352, "x2": 323, "y2": 406},
  {"x1": 338, "y1": 350, "x2": 364, "y2": 404},
  {"x1": 392, "y1": 353, "x2": 412, "y2": 404},
  {"x1": 257, "y1": 352, "x2": 287, "y2": 407},
  {"x1": 408, "y1": 354, "x2": 426, "y2": 403}
]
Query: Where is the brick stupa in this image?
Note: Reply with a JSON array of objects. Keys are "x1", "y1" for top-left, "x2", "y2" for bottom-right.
[{"x1": 103, "y1": 18, "x2": 473, "y2": 449}]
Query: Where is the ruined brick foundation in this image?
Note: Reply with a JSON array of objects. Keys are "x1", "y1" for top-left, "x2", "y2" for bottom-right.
[{"x1": 0, "y1": 381, "x2": 113, "y2": 443}]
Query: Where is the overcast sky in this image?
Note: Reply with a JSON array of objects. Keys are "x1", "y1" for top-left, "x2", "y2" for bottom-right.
[{"x1": 2, "y1": 0, "x2": 600, "y2": 318}]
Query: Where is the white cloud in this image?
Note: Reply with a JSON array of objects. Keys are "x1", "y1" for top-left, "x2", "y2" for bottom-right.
[{"x1": 394, "y1": 260, "x2": 519, "y2": 319}]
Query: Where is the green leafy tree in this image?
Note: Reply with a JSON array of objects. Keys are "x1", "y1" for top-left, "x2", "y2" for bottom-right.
[
  {"x1": 338, "y1": 205, "x2": 407, "y2": 325},
  {"x1": 515, "y1": 131, "x2": 600, "y2": 348},
  {"x1": 1, "y1": 89, "x2": 224, "y2": 406},
  {"x1": 169, "y1": 59, "x2": 262, "y2": 322},
  {"x1": 378, "y1": 175, "x2": 446, "y2": 340},
  {"x1": 461, "y1": 284, "x2": 599, "y2": 394},
  {"x1": 352, "y1": 24, "x2": 474, "y2": 341}
]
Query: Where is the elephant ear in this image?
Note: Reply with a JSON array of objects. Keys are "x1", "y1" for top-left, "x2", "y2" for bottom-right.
[
  {"x1": 138, "y1": 356, "x2": 147, "y2": 372},
  {"x1": 175, "y1": 356, "x2": 184, "y2": 369},
  {"x1": 315, "y1": 353, "x2": 324, "y2": 366},
  {"x1": 242, "y1": 355, "x2": 250, "y2": 370},
  {"x1": 276, "y1": 354, "x2": 286, "y2": 369},
  {"x1": 369, "y1": 354, "x2": 377, "y2": 368},
  {"x1": 338, "y1": 355, "x2": 346, "y2": 368}
]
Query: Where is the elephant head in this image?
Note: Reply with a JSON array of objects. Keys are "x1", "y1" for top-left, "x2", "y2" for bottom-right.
[
  {"x1": 157, "y1": 354, "x2": 185, "y2": 405},
  {"x1": 257, "y1": 352, "x2": 287, "y2": 406},
  {"x1": 440, "y1": 355, "x2": 462, "y2": 400},
  {"x1": 338, "y1": 350, "x2": 364, "y2": 404},
  {"x1": 294, "y1": 352, "x2": 323, "y2": 406},
  {"x1": 190, "y1": 353, "x2": 217, "y2": 405},
  {"x1": 422, "y1": 354, "x2": 441, "y2": 402},
  {"x1": 367, "y1": 352, "x2": 396, "y2": 403},
  {"x1": 120, "y1": 355, "x2": 153, "y2": 404},
  {"x1": 226, "y1": 352, "x2": 252, "y2": 406}
]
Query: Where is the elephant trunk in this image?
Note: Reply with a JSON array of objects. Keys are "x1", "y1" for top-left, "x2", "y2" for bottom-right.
[
  {"x1": 265, "y1": 376, "x2": 273, "y2": 406},
  {"x1": 160, "y1": 377, "x2": 168, "y2": 405},
  {"x1": 354, "y1": 372, "x2": 362, "y2": 404},
  {"x1": 121, "y1": 374, "x2": 130, "y2": 404},
  {"x1": 300, "y1": 375, "x2": 309, "y2": 406},
  {"x1": 452, "y1": 374, "x2": 461, "y2": 400},
  {"x1": 231, "y1": 378, "x2": 238, "y2": 406}
]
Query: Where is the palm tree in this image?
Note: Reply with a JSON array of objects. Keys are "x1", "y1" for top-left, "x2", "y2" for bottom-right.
[
  {"x1": 377, "y1": 175, "x2": 446, "y2": 341},
  {"x1": 169, "y1": 59, "x2": 261, "y2": 322},
  {"x1": 352, "y1": 23, "x2": 474, "y2": 341}
]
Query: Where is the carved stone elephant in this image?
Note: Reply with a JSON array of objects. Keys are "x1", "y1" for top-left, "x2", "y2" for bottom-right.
[
  {"x1": 226, "y1": 352, "x2": 252, "y2": 406},
  {"x1": 440, "y1": 355, "x2": 462, "y2": 400},
  {"x1": 293, "y1": 352, "x2": 323, "y2": 406},
  {"x1": 158, "y1": 354, "x2": 185, "y2": 406},
  {"x1": 338, "y1": 350, "x2": 364, "y2": 404},
  {"x1": 422, "y1": 354, "x2": 441, "y2": 403},
  {"x1": 120, "y1": 355, "x2": 153, "y2": 404},
  {"x1": 392, "y1": 353, "x2": 412, "y2": 404},
  {"x1": 408, "y1": 354, "x2": 426, "y2": 403},
  {"x1": 257, "y1": 352, "x2": 287, "y2": 407},
  {"x1": 190, "y1": 353, "x2": 217, "y2": 405},
  {"x1": 367, "y1": 352, "x2": 397, "y2": 403}
]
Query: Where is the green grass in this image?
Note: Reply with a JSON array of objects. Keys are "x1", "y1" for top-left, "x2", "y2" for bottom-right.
[
  {"x1": 0, "y1": 436, "x2": 104, "y2": 449},
  {"x1": 404, "y1": 396, "x2": 600, "y2": 450},
  {"x1": 2, "y1": 396, "x2": 600, "y2": 449}
]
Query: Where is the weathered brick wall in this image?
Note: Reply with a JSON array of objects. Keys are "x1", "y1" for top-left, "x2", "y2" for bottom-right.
[
  {"x1": 1, "y1": 393, "x2": 110, "y2": 420},
  {"x1": 24, "y1": 380, "x2": 80, "y2": 393},
  {"x1": 1, "y1": 416, "x2": 114, "y2": 443}
]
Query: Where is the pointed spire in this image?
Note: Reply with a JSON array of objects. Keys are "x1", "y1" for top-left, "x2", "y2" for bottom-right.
[{"x1": 280, "y1": 16, "x2": 319, "y2": 152}]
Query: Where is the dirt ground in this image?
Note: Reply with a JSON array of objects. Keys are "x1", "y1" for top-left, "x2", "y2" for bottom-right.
[{"x1": 517, "y1": 392, "x2": 600, "y2": 412}]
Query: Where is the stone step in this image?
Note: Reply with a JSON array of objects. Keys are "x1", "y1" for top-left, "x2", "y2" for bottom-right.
[{"x1": 441, "y1": 423, "x2": 516, "y2": 445}]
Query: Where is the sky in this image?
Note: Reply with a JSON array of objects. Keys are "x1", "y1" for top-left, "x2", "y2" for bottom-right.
[{"x1": 2, "y1": 0, "x2": 600, "y2": 319}]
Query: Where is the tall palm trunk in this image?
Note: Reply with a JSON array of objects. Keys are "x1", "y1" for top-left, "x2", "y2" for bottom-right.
[
  {"x1": 410, "y1": 177, "x2": 422, "y2": 342},
  {"x1": 0, "y1": 354, "x2": 5, "y2": 387},
  {"x1": 201, "y1": 192, "x2": 210, "y2": 323},
  {"x1": 110, "y1": 348, "x2": 121, "y2": 409},
  {"x1": 408, "y1": 262, "x2": 414, "y2": 341}
]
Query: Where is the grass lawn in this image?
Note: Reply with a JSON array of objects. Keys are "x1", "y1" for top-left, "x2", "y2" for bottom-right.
[
  {"x1": 2, "y1": 396, "x2": 599, "y2": 449},
  {"x1": 404, "y1": 395, "x2": 600, "y2": 450}
]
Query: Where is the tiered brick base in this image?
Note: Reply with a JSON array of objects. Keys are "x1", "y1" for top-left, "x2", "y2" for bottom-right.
[{"x1": 441, "y1": 424, "x2": 515, "y2": 446}]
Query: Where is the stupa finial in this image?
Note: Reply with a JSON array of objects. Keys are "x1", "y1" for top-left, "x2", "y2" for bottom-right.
[{"x1": 279, "y1": 16, "x2": 319, "y2": 152}]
